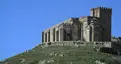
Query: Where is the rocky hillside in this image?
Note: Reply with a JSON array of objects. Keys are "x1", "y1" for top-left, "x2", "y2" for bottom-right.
[{"x1": 0, "y1": 43, "x2": 121, "y2": 64}]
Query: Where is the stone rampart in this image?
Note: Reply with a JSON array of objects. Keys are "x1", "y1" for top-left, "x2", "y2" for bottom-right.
[
  {"x1": 93, "y1": 41, "x2": 112, "y2": 48},
  {"x1": 44, "y1": 41, "x2": 112, "y2": 48}
]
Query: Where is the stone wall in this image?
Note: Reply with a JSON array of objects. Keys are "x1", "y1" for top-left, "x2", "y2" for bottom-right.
[
  {"x1": 93, "y1": 42, "x2": 112, "y2": 48},
  {"x1": 44, "y1": 41, "x2": 112, "y2": 48}
]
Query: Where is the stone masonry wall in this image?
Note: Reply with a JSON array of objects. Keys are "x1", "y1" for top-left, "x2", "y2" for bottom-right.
[{"x1": 43, "y1": 41, "x2": 112, "y2": 48}]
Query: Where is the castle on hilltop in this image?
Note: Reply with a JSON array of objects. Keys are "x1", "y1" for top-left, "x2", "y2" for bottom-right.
[{"x1": 42, "y1": 7, "x2": 112, "y2": 43}]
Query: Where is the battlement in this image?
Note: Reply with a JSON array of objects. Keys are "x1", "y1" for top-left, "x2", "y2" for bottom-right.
[
  {"x1": 91, "y1": 7, "x2": 112, "y2": 14},
  {"x1": 91, "y1": 7, "x2": 112, "y2": 10}
]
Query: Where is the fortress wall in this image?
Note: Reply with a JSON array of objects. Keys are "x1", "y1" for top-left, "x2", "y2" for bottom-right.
[
  {"x1": 93, "y1": 42, "x2": 112, "y2": 48},
  {"x1": 44, "y1": 41, "x2": 112, "y2": 48}
]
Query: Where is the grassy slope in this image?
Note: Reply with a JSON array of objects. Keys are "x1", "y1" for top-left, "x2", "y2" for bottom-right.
[{"x1": 0, "y1": 44, "x2": 121, "y2": 64}]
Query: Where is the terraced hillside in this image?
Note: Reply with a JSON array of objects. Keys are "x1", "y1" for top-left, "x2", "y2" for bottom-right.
[{"x1": 0, "y1": 43, "x2": 121, "y2": 64}]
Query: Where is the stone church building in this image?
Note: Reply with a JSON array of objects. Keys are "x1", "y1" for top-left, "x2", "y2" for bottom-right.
[{"x1": 42, "y1": 7, "x2": 112, "y2": 43}]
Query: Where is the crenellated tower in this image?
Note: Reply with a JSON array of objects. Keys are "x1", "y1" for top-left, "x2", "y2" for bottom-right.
[{"x1": 90, "y1": 7, "x2": 112, "y2": 41}]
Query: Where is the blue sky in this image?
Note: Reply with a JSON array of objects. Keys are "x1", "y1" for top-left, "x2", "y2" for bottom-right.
[{"x1": 0, "y1": 0, "x2": 121, "y2": 60}]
